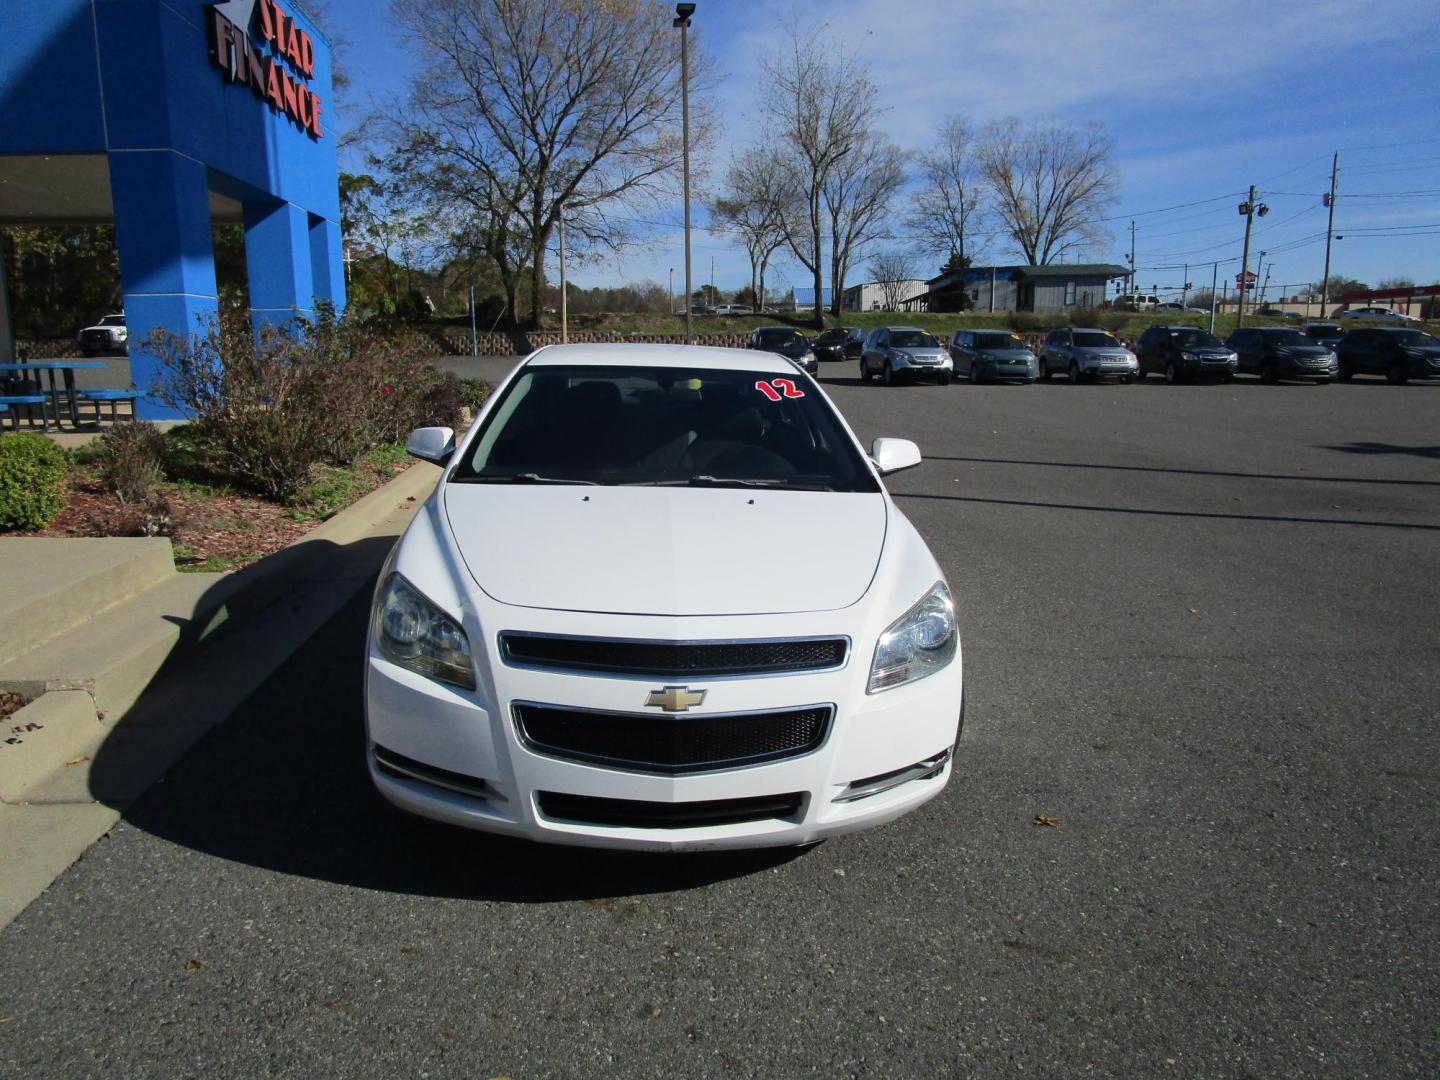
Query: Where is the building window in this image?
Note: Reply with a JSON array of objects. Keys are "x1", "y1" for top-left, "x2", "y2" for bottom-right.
[{"x1": 1064, "y1": 281, "x2": 1077, "y2": 305}]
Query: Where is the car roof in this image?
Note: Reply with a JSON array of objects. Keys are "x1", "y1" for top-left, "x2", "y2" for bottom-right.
[
  {"x1": 1064, "y1": 327, "x2": 1111, "y2": 334},
  {"x1": 882, "y1": 326, "x2": 931, "y2": 333},
  {"x1": 526, "y1": 342, "x2": 799, "y2": 373}
]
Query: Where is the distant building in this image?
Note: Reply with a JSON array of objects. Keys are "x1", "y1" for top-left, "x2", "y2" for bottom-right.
[
  {"x1": 904, "y1": 264, "x2": 1129, "y2": 314},
  {"x1": 841, "y1": 280, "x2": 929, "y2": 312}
]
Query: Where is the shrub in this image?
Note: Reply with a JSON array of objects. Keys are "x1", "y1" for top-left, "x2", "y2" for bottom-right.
[
  {"x1": 0, "y1": 433, "x2": 70, "y2": 530},
  {"x1": 1006, "y1": 312, "x2": 1047, "y2": 334},
  {"x1": 98, "y1": 422, "x2": 167, "y2": 503},
  {"x1": 147, "y1": 310, "x2": 442, "y2": 500},
  {"x1": 1097, "y1": 311, "x2": 1130, "y2": 333},
  {"x1": 458, "y1": 377, "x2": 491, "y2": 412},
  {"x1": 417, "y1": 371, "x2": 465, "y2": 430}
]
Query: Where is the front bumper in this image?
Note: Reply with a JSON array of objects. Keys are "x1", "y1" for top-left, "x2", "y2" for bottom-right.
[
  {"x1": 1278, "y1": 356, "x2": 1338, "y2": 379},
  {"x1": 1177, "y1": 357, "x2": 1238, "y2": 377},
  {"x1": 365, "y1": 630, "x2": 964, "y2": 851},
  {"x1": 1080, "y1": 359, "x2": 1138, "y2": 378},
  {"x1": 892, "y1": 356, "x2": 953, "y2": 380}
]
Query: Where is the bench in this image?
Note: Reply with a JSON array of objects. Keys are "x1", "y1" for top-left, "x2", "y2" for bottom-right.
[
  {"x1": 76, "y1": 389, "x2": 138, "y2": 423},
  {"x1": 0, "y1": 395, "x2": 49, "y2": 432}
]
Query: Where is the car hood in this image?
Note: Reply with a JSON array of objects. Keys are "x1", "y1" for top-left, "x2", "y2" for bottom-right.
[
  {"x1": 763, "y1": 342, "x2": 811, "y2": 358},
  {"x1": 443, "y1": 485, "x2": 888, "y2": 617},
  {"x1": 893, "y1": 347, "x2": 948, "y2": 361}
]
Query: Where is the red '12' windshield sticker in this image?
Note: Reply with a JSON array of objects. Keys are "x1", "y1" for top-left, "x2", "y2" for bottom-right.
[{"x1": 755, "y1": 378, "x2": 805, "y2": 401}]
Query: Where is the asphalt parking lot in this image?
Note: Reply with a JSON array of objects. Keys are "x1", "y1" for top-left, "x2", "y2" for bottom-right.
[{"x1": 2, "y1": 365, "x2": 1437, "y2": 1078}]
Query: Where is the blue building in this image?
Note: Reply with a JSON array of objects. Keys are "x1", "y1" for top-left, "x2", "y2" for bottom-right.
[{"x1": 0, "y1": 0, "x2": 344, "y2": 418}]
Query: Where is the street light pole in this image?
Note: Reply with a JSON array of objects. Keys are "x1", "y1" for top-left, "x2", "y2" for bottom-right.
[
  {"x1": 674, "y1": 4, "x2": 695, "y2": 345},
  {"x1": 558, "y1": 204, "x2": 568, "y2": 344}
]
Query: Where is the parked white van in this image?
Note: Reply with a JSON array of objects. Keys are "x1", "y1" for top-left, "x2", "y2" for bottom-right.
[{"x1": 1112, "y1": 293, "x2": 1160, "y2": 311}]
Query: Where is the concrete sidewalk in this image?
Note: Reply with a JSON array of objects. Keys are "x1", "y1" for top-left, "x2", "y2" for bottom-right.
[{"x1": 0, "y1": 460, "x2": 441, "y2": 929}]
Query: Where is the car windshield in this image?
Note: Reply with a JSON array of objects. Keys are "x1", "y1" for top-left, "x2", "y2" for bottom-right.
[
  {"x1": 98, "y1": 315, "x2": 125, "y2": 326},
  {"x1": 813, "y1": 329, "x2": 845, "y2": 344},
  {"x1": 755, "y1": 329, "x2": 806, "y2": 347},
  {"x1": 1171, "y1": 329, "x2": 1222, "y2": 347},
  {"x1": 1305, "y1": 325, "x2": 1342, "y2": 337},
  {"x1": 890, "y1": 331, "x2": 941, "y2": 348},
  {"x1": 1388, "y1": 330, "x2": 1439, "y2": 346},
  {"x1": 1259, "y1": 330, "x2": 1308, "y2": 345},
  {"x1": 1073, "y1": 332, "x2": 1120, "y2": 348},
  {"x1": 453, "y1": 364, "x2": 881, "y2": 493},
  {"x1": 974, "y1": 332, "x2": 1027, "y2": 350}
]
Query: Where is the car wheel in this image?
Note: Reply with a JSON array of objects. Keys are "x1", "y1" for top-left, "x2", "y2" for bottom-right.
[
  {"x1": 1038, "y1": 361, "x2": 1050, "y2": 381},
  {"x1": 1336, "y1": 361, "x2": 1352, "y2": 381},
  {"x1": 1386, "y1": 361, "x2": 1408, "y2": 385},
  {"x1": 968, "y1": 364, "x2": 981, "y2": 384},
  {"x1": 1165, "y1": 360, "x2": 1179, "y2": 384},
  {"x1": 1260, "y1": 361, "x2": 1278, "y2": 384},
  {"x1": 1068, "y1": 361, "x2": 1080, "y2": 383},
  {"x1": 938, "y1": 372, "x2": 952, "y2": 386},
  {"x1": 860, "y1": 358, "x2": 872, "y2": 383},
  {"x1": 883, "y1": 361, "x2": 896, "y2": 386},
  {"x1": 1135, "y1": 361, "x2": 1147, "y2": 380},
  {"x1": 1120, "y1": 376, "x2": 1134, "y2": 384},
  {"x1": 1222, "y1": 373, "x2": 1235, "y2": 383}
]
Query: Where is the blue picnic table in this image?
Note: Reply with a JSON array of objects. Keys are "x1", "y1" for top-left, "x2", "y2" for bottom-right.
[{"x1": 0, "y1": 360, "x2": 112, "y2": 428}]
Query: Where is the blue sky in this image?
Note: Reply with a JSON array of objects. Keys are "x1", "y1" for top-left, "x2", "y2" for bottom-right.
[{"x1": 328, "y1": 0, "x2": 1440, "y2": 299}]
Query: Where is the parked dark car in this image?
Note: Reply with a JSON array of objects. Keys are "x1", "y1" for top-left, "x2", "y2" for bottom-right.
[
  {"x1": 1037, "y1": 327, "x2": 1137, "y2": 383},
  {"x1": 1332, "y1": 327, "x2": 1440, "y2": 384},
  {"x1": 859, "y1": 327, "x2": 953, "y2": 385},
  {"x1": 1303, "y1": 323, "x2": 1345, "y2": 348},
  {"x1": 749, "y1": 326, "x2": 818, "y2": 374},
  {"x1": 949, "y1": 329, "x2": 1036, "y2": 383},
  {"x1": 811, "y1": 326, "x2": 862, "y2": 363},
  {"x1": 1224, "y1": 327, "x2": 1338, "y2": 383},
  {"x1": 1134, "y1": 325, "x2": 1238, "y2": 383}
]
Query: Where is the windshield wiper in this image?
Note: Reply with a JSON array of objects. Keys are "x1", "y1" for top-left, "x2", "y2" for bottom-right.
[
  {"x1": 632, "y1": 475, "x2": 834, "y2": 490},
  {"x1": 461, "y1": 472, "x2": 600, "y2": 485}
]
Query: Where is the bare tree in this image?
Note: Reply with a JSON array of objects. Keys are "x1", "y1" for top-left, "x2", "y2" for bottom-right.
[
  {"x1": 761, "y1": 23, "x2": 878, "y2": 327},
  {"x1": 908, "y1": 115, "x2": 988, "y2": 265},
  {"x1": 712, "y1": 149, "x2": 788, "y2": 311},
  {"x1": 825, "y1": 132, "x2": 906, "y2": 316},
  {"x1": 978, "y1": 118, "x2": 1118, "y2": 265},
  {"x1": 869, "y1": 251, "x2": 918, "y2": 310},
  {"x1": 390, "y1": 0, "x2": 713, "y2": 328}
]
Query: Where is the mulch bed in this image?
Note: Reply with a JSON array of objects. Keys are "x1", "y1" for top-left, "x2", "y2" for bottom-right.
[
  {"x1": 13, "y1": 460, "x2": 413, "y2": 572},
  {"x1": 0, "y1": 690, "x2": 32, "y2": 726}
]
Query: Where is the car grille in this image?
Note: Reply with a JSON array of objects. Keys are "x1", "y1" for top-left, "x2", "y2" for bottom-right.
[
  {"x1": 499, "y1": 634, "x2": 848, "y2": 677},
  {"x1": 514, "y1": 703, "x2": 832, "y2": 774},
  {"x1": 536, "y1": 790, "x2": 804, "y2": 829}
]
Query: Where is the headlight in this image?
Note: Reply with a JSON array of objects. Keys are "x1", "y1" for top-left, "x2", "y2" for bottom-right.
[
  {"x1": 1181, "y1": 351, "x2": 1197, "y2": 361},
  {"x1": 373, "y1": 573, "x2": 476, "y2": 690},
  {"x1": 1228, "y1": 351, "x2": 1239, "y2": 363},
  {"x1": 868, "y1": 582, "x2": 958, "y2": 693},
  {"x1": 803, "y1": 352, "x2": 816, "y2": 364}
]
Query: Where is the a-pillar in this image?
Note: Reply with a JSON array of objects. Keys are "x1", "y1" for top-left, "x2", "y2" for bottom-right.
[
  {"x1": 108, "y1": 149, "x2": 219, "y2": 420},
  {"x1": 243, "y1": 200, "x2": 314, "y2": 335},
  {"x1": 308, "y1": 213, "x2": 346, "y2": 314}
]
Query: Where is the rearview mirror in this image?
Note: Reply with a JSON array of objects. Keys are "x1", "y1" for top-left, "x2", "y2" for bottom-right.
[
  {"x1": 406, "y1": 426, "x2": 456, "y2": 465},
  {"x1": 871, "y1": 437, "x2": 922, "y2": 476}
]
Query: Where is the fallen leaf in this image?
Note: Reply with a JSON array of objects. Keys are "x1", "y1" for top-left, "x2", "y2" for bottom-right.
[
  {"x1": 833, "y1": 867, "x2": 846, "y2": 877},
  {"x1": 441, "y1": 1030, "x2": 463, "y2": 1041},
  {"x1": 1034, "y1": 815, "x2": 1059, "y2": 828},
  {"x1": 184, "y1": 959, "x2": 203, "y2": 972},
  {"x1": 64, "y1": 755, "x2": 90, "y2": 767},
  {"x1": 1187, "y1": 608, "x2": 1197, "y2": 614},
  {"x1": 0, "y1": 1016, "x2": 12, "y2": 1024}
]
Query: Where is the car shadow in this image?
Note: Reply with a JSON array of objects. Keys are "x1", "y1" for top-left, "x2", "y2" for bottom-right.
[
  {"x1": 108, "y1": 584, "x2": 807, "y2": 904},
  {"x1": 1326, "y1": 442, "x2": 1440, "y2": 461}
]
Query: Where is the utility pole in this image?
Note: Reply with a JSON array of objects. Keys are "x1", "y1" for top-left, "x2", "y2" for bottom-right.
[
  {"x1": 1208, "y1": 262, "x2": 1218, "y2": 335},
  {"x1": 1182, "y1": 263, "x2": 1188, "y2": 308},
  {"x1": 1129, "y1": 220, "x2": 1136, "y2": 293},
  {"x1": 1259, "y1": 266, "x2": 1271, "y2": 312},
  {"x1": 1236, "y1": 184, "x2": 1264, "y2": 330},
  {"x1": 709, "y1": 255, "x2": 715, "y2": 306},
  {"x1": 1320, "y1": 151, "x2": 1339, "y2": 319},
  {"x1": 558, "y1": 205, "x2": 568, "y2": 344},
  {"x1": 1253, "y1": 251, "x2": 1266, "y2": 316},
  {"x1": 669, "y1": 267, "x2": 674, "y2": 315},
  {"x1": 674, "y1": 4, "x2": 695, "y2": 344}
]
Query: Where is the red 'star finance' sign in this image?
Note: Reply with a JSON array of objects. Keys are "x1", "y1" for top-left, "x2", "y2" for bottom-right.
[{"x1": 209, "y1": 0, "x2": 323, "y2": 139}]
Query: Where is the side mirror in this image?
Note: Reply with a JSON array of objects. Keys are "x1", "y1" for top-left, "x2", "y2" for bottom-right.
[
  {"x1": 871, "y1": 437, "x2": 922, "y2": 476},
  {"x1": 406, "y1": 426, "x2": 455, "y2": 465}
]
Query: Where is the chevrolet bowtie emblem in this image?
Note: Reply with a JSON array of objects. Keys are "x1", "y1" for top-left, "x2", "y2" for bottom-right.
[{"x1": 644, "y1": 685, "x2": 707, "y2": 712}]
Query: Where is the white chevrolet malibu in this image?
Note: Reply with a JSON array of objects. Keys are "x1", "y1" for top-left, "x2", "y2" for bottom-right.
[{"x1": 365, "y1": 344, "x2": 964, "y2": 850}]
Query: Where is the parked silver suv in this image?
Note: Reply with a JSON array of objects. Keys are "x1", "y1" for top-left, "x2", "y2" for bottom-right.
[
  {"x1": 860, "y1": 326, "x2": 953, "y2": 386},
  {"x1": 1038, "y1": 327, "x2": 1137, "y2": 383}
]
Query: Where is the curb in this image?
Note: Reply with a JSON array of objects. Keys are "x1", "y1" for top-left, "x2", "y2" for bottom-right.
[{"x1": 0, "y1": 460, "x2": 441, "y2": 930}]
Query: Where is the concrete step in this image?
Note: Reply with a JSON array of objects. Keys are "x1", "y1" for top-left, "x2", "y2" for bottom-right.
[
  {"x1": 0, "y1": 538, "x2": 176, "y2": 665},
  {"x1": 0, "y1": 569, "x2": 229, "y2": 720}
]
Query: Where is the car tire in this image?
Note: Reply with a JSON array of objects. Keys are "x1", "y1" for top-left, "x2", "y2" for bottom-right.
[
  {"x1": 1068, "y1": 361, "x2": 1080, "y2": 384},
  {"x1": 939, "y1": 373, "x2": 952, "y2": 386},
  {"x1": 883, "y1": 361, "x2": 896, "y2": 386},
  {"x1": 1120, "y1": 376, "x2": 1134, "y2": 384},
  {"x1": 1038, "y1": 361, "x2": 1050, "y2": 380},
  {"x1": 1260, "y1": 361, "x2": 1278, "y2": 384},
  {"x1": 1386, "y1": 361, "x2": 1408, "y2": 385},
  {"x1": 860, "y1": 358, "x2": 873, "y2": 383},
  {"x1": 1336, "y1": 361, "x2": 1352, "y2": 381},
  {"x1": 968, "y1": 365, "x2": 981, "y2": 384},
  {"x1": 1135, "y1": 361, "x2": 1147, "y2": 380},
  {"x1": 1165, "y1": 360, "x2": 1179, "y2": 384}
]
